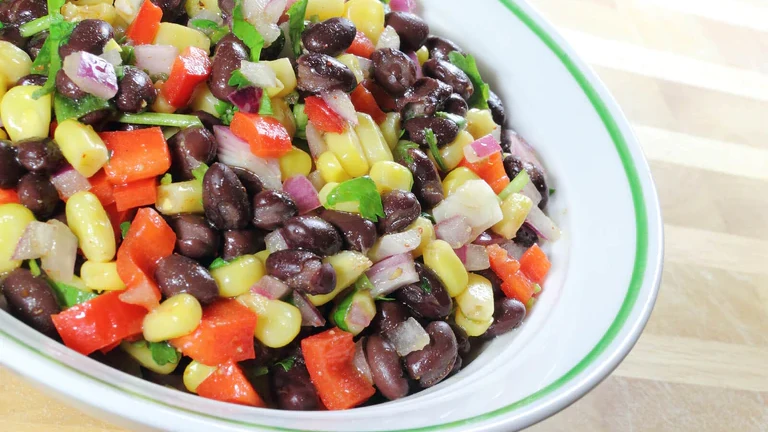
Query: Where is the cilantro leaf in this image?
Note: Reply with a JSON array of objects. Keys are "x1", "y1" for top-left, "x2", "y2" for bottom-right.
[
  {"x1": 419, "y1": 275, "x2": 432, "y2": 294},
  {"x1": 215, "y1": 100, "x2": 238, "y2": 125},
  {"x1": 420, "y1": 212, "x2": 435, "y2": 224},
  {"x1": 436, "y1": 111, "x2": 467, "y2": 130},
  {"x1": 228, "y1": 69, "x2": 252, "y2": 89},
  {"x1": 448, "y1": 52, "x2": 490, "y2": 109},
  {"x1": 28, "y1": 259, "x2": 41, "y2": 277},
  {"x1": 190, "y1": 18, "x2": 230, "y2": 44},
  {"x1": 54, "y1": 93, "x2": 112, "y2": 123},
  {"x1": 252, "y1": 366, "x2": 269, "y2": 377},
  {"x1": 293, "y1": 103, "x2": 308, "y2": 140},
  {"x1": 375, "y1": 296, "x2": 396, "y2": 301},
  {"x1": 354, "y1": 274, "x2": 375, "y2": 292},
  {"x1": 32, "y1": 20, "x2": 75, "y2": 99},
  {"x1": 549, "y1": 188, "x2": 556, "y2": 196},
  {"x1": 148, "y1": 341, "x2": 181, "y2": 366},
  {"x1": 275, "y1": 357, "x2": 295, "y2": 372},
  {"x1": 48, "y1": 280, "x2": 98, "y2": 309},
  {"x1": 232, "y1": 0, "x2": 265, "y2": 62},
  {"x1": 120, "y1": 45, "x2": 135, "y2": 65},
  {"x1": 259, "y1": 91, "x2": 273, "y2": 115},
  {"x1": 286, "y1": 0, "x2": 308, "y2": 57},
  {"x1": 120, "y1": 222, "x2": 131, "y2": 239},
  {"x1": 160, "y1": 173, "x2": 173, "y2": 185},
  {"x1": 424, "y1": 128, "x2": 447, "y2": 172},
  {"x1": 394, "y1": 140, "x2": 419, "y2": 165},
  {"x1": 48, "y1": 0, "x2": 66, "y2": 14},
  {"x1": 209, "y1": 257, "x2": 230, "y2": 270},
  {"x1": 191, "y1": 163, "x2": 209, "y2": 182},
  {"x1": 325, "y1": 177, "x2": 384, "y2": 222}
]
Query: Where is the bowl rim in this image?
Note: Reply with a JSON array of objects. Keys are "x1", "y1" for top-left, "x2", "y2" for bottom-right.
[{"x1": 0, "y1": 0, "x2": 664, "y2": 430}]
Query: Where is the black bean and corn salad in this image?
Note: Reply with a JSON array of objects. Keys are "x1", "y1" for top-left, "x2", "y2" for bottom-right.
[{"x1": 0, "y1": 0, "x2": 561, "y2": 410}]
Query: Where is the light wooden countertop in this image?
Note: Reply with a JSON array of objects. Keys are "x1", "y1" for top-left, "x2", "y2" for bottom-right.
[{"x1": 2, "y1": 0, "x2": 767, "y2": 430}]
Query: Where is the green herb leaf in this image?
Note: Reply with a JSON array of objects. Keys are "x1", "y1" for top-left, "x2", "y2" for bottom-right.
[
  {"x1": 115, "y1": 113, "x2": 203, "y2": 128},
  {"x1": 48, "y1": 0, "x2": 66, "y2": 14},
  {"x1": 28, "y1": 260, "x2": 41, "y2": 277},
  {"x1": 258, "y1": 90, "x2": 273, "y2": 115},
  {"x1": 293, "y1": 103, "x2": 308, "y2": 140},
  {"x1": 54, "y1": 93, "x2": 112, "y2": 123},
  {"x1": 228, "y1": 69, "x2": 252, "y2": 89},
  {"x1": 286, "y1": 0, "x2": 308, "y2": 57},
  {"x1": 251, "y1": 366, "x2": 270, "y2": 377},
  {"x1": 19, "y1": 13, "x2": 60, "y2": 38},
  {"x1": 375, "y1": 296, "x2": 396, "y2": 301},
  {"x1": 233, "y1": 0, "x2": 265, "y2": 62},
  {"x1": 31, "y1": 20, "x2": 75, "y2": 98},
  {"x1": 419, "y1": 275, "x2": 432, "y2": 294},
  {"x1": 497, "y1": 169, "x2": 529, "y2": 200},
  {"x1": 448, "y1": 52, "x2": 490, "y2": 110},
  {"x1": 354, "y1": 274, "x2": 375, "y2": 292},
  {"x1": 420, "y1": 212, "x2": 435, "y2": 224},
  {"x1": 0, "y1": 22, "x2": 4, "y2": 31},
  {"x1": 120, "y1": 222, "x2": 131, "y2": 239},
  {"x1": 275, "y1": 357, "x2": 295, "y2": 372},
  {"x1": 549, "y1": 188, "x2": 556, "y2": 196},
  {"x1": 160, "y1": 173, "x2": 173, "y2": 185},
  {"x1": 191, "y1": 163, "x2": 209, "y2": 182},
  {"x1": 325, "y1": 177, "x2": 385, "y2": 222},
  {"x1": 209, "y1": 257, "x2": 230, "y2": 270},
  {"x1": 120, "y1": 45, "x2": 135, "y2": 65},
  {"x1": 424, "y1": 128, "x2": 447, "y2": 172},
  {"x1": 148, "y1": 341, "x2": 181, "y2": 366},
  {"x1": 190, "y1": 18, "x2": 230, "y2": 44},
  {"x1": 215, "y1": 100, "x2": 238, "y2": 125},
  {"x1": 533, "y1": 283, "x2": 542, "y2": 295},
  {"x1": 436, "y1": 111, "x2": 468, "y2": 130},
  {"x1": 49, "y1": 280, "x2": 98, "y2": 309},
  {"x1": 394, "y1": 140, "x2": 419, "y2": 165}
]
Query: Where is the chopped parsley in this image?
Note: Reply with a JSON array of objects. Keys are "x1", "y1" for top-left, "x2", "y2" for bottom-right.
[
  {"x1": 436, "y1": 111, "x2": 467, "y2": 130},
  {"x1": 160, "y1": 173, "x2": 173, "y2": 185},
  {"x1": 293, "y1": 103, "x2": 308, "y2": 139},
  {"x1": 286, "y1": 0, "x2": 309, "y2": 57},
  {"x1": 120, "y1": 222, "x2": 131, "y2": 239},
  {"x1": 228, "y1": 69, "x2": 252, "y2": 89},
  {"x1": 48, "y1": 280, "x2": 98, "y2": 309},
  {"x1": 424, "y1": 128, "x2": 447, "y2": 172},
  {"x1": 232, "y1": 0, "x2": 265, "y2": 62},
  {"x1": 419, "y1": 276, "x2": 432, "y2": 294},
  {"x1": 28, "y1": 259, "x2": 41, "y2": 277},
  {"x1": 259, "y1": 90, "x2": 273, "y2": 115},
  {"x1": 31, "y1": 20, "x2": 75, "y2": 98},
  {"x1": 448, "y1": 52, "x2": 490, "y2": 110},
  {"x1": 275, "y1": 357, "x2": 295, "y2": 372},
  {"x1": 53, "y1": 93, "x2": 112, "y2": 123},
  {"x1": 354, "y1": 274, "x2": 375, "y2": 292},
  {"x1": 394, "y1": 140, "x2": 420, "y2": 165},
  {"x1": 251, "y1": 366, "x2": 270, "y2": 377},
  {"x1": 549, "y1": 188, "x2": 556, "y2": 196},
  {"x1": 325, "y1": 177, "x2": 385, "y2": 222},
  {"x1": 148, "y1": 341, "x2": 181, "y2": 366},
  {"x1": 189, "y1": 18, "x2": 230, "y2": 44},
  {"x1": 191, "y1": 163, "x2": 209, "y2": 182},
  {"x1": 209, "y1": 257, "x2": 230, "y2": 270},
  {"x1": 215, "y1": 100, "x2": 238, "y2": 125}
]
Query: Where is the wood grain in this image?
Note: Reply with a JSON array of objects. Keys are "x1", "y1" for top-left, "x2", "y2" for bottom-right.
[{"x1": 2, "y1": 0, "x2": 767, "y2": 430}]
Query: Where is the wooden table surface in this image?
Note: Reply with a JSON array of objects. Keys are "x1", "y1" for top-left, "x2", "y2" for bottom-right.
[{"x1": 2, "y1": 0, "x2": 768, "y2": 430}]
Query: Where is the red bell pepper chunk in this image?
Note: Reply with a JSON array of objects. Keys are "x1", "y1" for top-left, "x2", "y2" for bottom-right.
[
  {"x1": 197, "y1": 361, "x2": 265, "y2": 407},
  {"x1": 304, "y1": 96, "x2": 346, "y2": 133},
  {"x1": 52, "y1": 291, "x2": 148, "y2": 356},
  {"x1": 361, "y1": 79, "x2": 397, "y2": 112},
  {"x1": 113, "y1": 178, "x2": 158, "y2": 212},
  {"x1": 125, "y1": 0, "x2": 163, "y2": 45},
  {"x1": 104, "y1": 204, "x2": 136, "y2": 245},
  {"x1": 346, "y1": 31, "x2": 375, "y2": 59},
  {"x1": 162, "y1": 47, "x2": 213, "y2": 108},
  {"x1": 88, "y1": 169, "x2": 115, "y2": 207},
  {"x1": 0, "y1": 188, "x2": 20, "y2": 205},
  {"x1": 230, "y1": 112, "x2": 292, "y2": 158},
  {"x1": 459, "y1": 152, "x2": 510, "y2": 194},
  {"x1": 170, "y1": 299, "x2": 257, "y2": 366},
  {"x1": 519, "y1": 244, "x2": 551, "y2": 284},
  {"x1": 101, "y1": 128, "x2": 171, "y2": 185},
  {"x1": 117, "y1": 207, "x2": 176, "y2": 310},
  {"x1": 350, "y1": 85, "x2": 386, "y2": 124},
  {"x1": 487, "y1": 244, "x2": 536, "y2": 304},
  {"x1": 301, "y1": 328, "x2": 375, "y2": 410}
]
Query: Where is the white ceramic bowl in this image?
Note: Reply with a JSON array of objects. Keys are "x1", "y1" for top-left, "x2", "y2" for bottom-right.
[{"x1": 0, "y1": 0, "x2": 664, "y2": 430}]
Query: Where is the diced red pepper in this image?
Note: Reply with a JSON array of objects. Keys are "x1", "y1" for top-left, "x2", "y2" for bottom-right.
[
  {"x1": 104, "y1": 204, "x2": 136, "y2": 245},
  {"x1": 301, "y1": 328, "x2": 375, "y2": 410},
  {"x1": 487, "y1": 244, "x2": 536, "y2": 304},
  {"x1": 0, "y1": 188, "x2": 20, "y2": 205},
  {"x1": 346, "y1": 31, "x2": 375, "y2": 59},
  {"x1": 230, "y1": 112, "x2": 292, "y2": 158},
  {"x1": 519, "y1": 244, "x2": 551, "y2": 284},
  {"x1": 162, "y1": 46, "x2": 213, "y2": 108},
  {"x1": 88, "y1": 169, "x2": 115, "y2": 207},
  {"x1": 99, "y1": 340, "x2": 122, "y2": 354},
  {"x1": 113, "y1": 178, "x2": 158, "y2": 212},
  {"x1": 170, "y1": 299, "x2": 257, "y2": 366},
  {"x1": 304, "y1": 96, "x2": 346, "y2": 133},
  {"x1": 101, "y1": 128, "x2": 171, "y2": 185},
  {"x1": 197, "y1": 361, "x2": 265, "y2": 407},
  {"x1": 459, "y1": 152, "x2": 510, "y2": 194},
  {"x1": 52, "y1": 291, "x2": 148, "y2": 356},
  {"x1": 350, "y1": 85, "x2": 386, "y2": 124},
  {"x1": 361, "y1": 79, "x2": 397, "y2": 112},
  {"x1": 500, "y1": 272, "x2": 536, "y2": 304},
  {"x1": 125, "y1": 0, "x2": 163, "y2": 45}
]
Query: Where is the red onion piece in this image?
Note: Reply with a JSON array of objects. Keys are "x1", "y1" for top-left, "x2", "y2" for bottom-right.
[
  {"x1": 99, "y1": 49, "x2": 122, "y2": 67},
  {"x1": 435, "y1": 215, "x2": 473, "y2": 248},
  {"x1": 321, "y1": 90, "x2": 358, "y2": 126},
  {"x1": 243, "y1": 0, "x2": 286, "y2": 45},
  {"x1": 251, "y1": 275, "x2": 291, "y2": 300},
  {"x1": 13, "y1": 221, "x2": 54, "y2": 260},
  {"x1": 433, "y1": 180, "x2": 504, "y2": 241},
  {"x1": 389, "y1": 0, "x2": 416, "y2": 13},
  {"x1": 507, "y1": 130, "x2": 548, "y2": 183},
  {"x1": 214, "y1": 126, "x2": 283, "y2": 190},
  {"x1": 501, "y1": 240, "x2": 528, "y2": 260},
  {"x1": 375, "y1": 26, "x2": 400, "y2": 50},
  {"x1": 305, "y1": 122, "x2": 327, "y2": 160},
  {"x1": 406, "y1": 51, "x2": 422, "y2": 79},
  {"x1": 368, "y1": 228, "x2": 422, "y2": 262},
  {"x1": 228, "y1": 86, "x2": 264, "y2": 113},
  {"x1": 453, "y1": 244, "x2": 467, "y2": 263},
  {"x1": 283, "y1": 175, "x2": 321, "y2": 214},
  {"x1": 526, "y1": 206, "x2": 561, "y2": 241},
  {"x1": 465, "y1": 244, "x2": 490, "y2": 271},
  {"x1": 291, "y1": 291, "x2": 325, "y2": 327},
  {"x1": 354, "y1": 339, "x2": 374, "y2": 385},
  {"x1": 51, "y1": 165, "x2": 92, "y2": 199},
  {"x1": 265, "y1": 230, "x2": 288, "y2": 253},
  {"x1": 464, "y1": 134, "x2": 502, "y2": 163},
  {"x1": 385, "y1": 317, "x2": 429, "y2": 356},
  {"x1": 134, "y1": 45, "x2": 179, "y2": 76},
  {"x1": 347, "y1": 301, "x2": 375, "y2": 329},
  {"x1": 356, "y1": 56, "x2": 373, "y2": 79},
  {"x1": 366, "y1": 253, "x2": 420, "y2": 297},
  {"x1": 521, "y1": 180, "x2": 542, "y2": 206},
  {"x1": 41, "y1": 220, "x2": 79, "y2": 283},
  {"x1": 62, "y1": 51, "x2": 118, "y2": 99}
]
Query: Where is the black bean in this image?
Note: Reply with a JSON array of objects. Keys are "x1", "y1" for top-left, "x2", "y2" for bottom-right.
[
  {"x1": 378, "y1": 190, "x2": 421, "y2": 234},
  {"x1": 403, "y1": 116, "x2": 459, "y2": 148},
  {"x1": 319, "y1": 209, "x2": 377, "y2": 254},
  {"x1": 222, "y1": 228, "x2": 265, "y2": 261},
  {"x1": 149, "y1": 0, "x2": 184, "y2": 22},
  {"x1": 385, "y1": 12, "x2": 429, "y2": 52},
  {"x1": 0, "y1": 140, "x2": 25, "y2": 189},
  {"x1": 371, "y1": 301, "x2": 410, "y2": 335},
  {"x1": 442, "y1": 93, "x2": 468, "y2": 117},
  {"x1": 404, "y1": 321, "x2": 458, "y2": 388},
  {"x1": 0, "y1": 24, "x2": 26, "y2": 48},
  {"x1": 209, "y1": 34, "x2": 249, "y2": 100},
  {"x1": 230, "y1": 166, "x2": 264, "y2": 199},
  {"x1": 488, "y1": 90, "x2": 506, "y2": 126},
  {"x1": 0, "y1": 290, "x2": 7, "y2": 312},
  {"x1": 252, "y1": 190, "x2": 298, "y2": 230},
  {"x1": 280, "y1": 215, "x2": 342, "y2": 257},
  {"x1": 2, "y1": 268, "x2": 60, "y2": 337},
  {"x1": 425, "y1": 36, "x2": 462, "y2": 61},
  {"x1": 191, "y1": 110, "x2": 223, "y2": 132},
  {"x1": 395, "y1": 146, "x2": 443, "y2": 209},
  {"x1": 16, "y1": 138, "x2": 64, "y2": 173},
  {"x1": 202, "y1": 163, "x2": 251, "y2": 230},
  {"x1": 503, "y1": 154, "x2": 549, "y2": 209},
  {"x1": 4, "y1": 0, "x2": 47, "y2": 26},
  {"x1": 398, "y1": 77, "x2": 453, "y2": 119},
  {"x1": 218, "y1": 0, "x2": 234, "y2": 21},
  {"x1": 168, "y1": 127, "x2": 218, "y2": 181},
  {"x1": 260, "y1": 30, "x2": 285, "y2": 61},
  {"x1": 15, "y1": 74, "x2": 46, "y2": 86},
  {"x1": 296, "y1": 53, "x2": 357, "y2": 94},
  {"x1": 481, "y1": 297, "x2": 527, "y2": 339},
  {"x1": 55, "y1": 70, "x2": 86, "y2": 100},
  {"x1": 448, "y1": 321, "x2": 471, "y2": 357},
  {"x1": 266, "y1": 249, "x2": 336, "y2": 295},
  {"x1": 513, "y1": 224, "x2": 538, "y2": 248},
  {"x1": 154, "y1": 254, "x2": 219, "y2": 305},
  {"x1": 396, "y1": 262, "x2": 452, "y2": 319},
  {"x1": 423, "y1": 58, "x2": 474, "y2": 101},
  {"x1": 115, "y1": 67, "x2": 156, "y2": 113},
  {"x1": 79, "y1": 108, "x2": 112, "y2": 128},
  {"x1": 168, "y1": 214, "x2": 220, "y2": 260},
  {"x1": 371, "y1": 48, "x2": 417, "y2": 96},
  {"x1": 448, "y1": 354, "x2": 462, "y2": 377},
  {"x1": 271, "y1": 355, "x2": 321, "y2": 411},
  {"x1": 59, "y1": 19, "x2": 113, "y2": 59},
  {"x1": 25, "y1": 30, "x2": 47, "y2": 60},
  {"x1": 17, "y1": 173, "x2": 58, "y2": 219},
  {"x1": 302, "y1": 17, "x2": 356, "y2": 56},
  {"x1": 365, "y1": 335, "x2": 409, "y2": 400}
]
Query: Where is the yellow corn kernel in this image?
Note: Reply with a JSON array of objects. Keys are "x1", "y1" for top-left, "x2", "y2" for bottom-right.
[
  {"x1": 154, "y1": 23, "x2": 211, "y2": 53},
  {"x1": 318, "y1": 182, "x2": 360, "y2": 214},
  {"x1": 456, "y1": 273, "x2": 495, "y2": 321},
  {"x1": 369, "y1": 161, "x2": 413, "y2": 194},
  {"x1": 183, "y1": 360, "x2": 217, "y2": 393},
  {"x1": 0, "y1": 204, "x2": 36, "y2": 275},
  {"x1": 325, "y1": 129, "x2": 369, "y2": 177},
  {"x1": 336, "y1": 54, "x2": 364, "y2": 84},
  {"x1": 0, "y1": 129, "x2": 7, "y2": 140},
  {"x1": 355, "y1": 113, "x2": 393, "y2": 165},
  {"x1": 71, "y1": 0, "x2": 114, "y2": 6},
  {"x1": 1, "y1": 85, "x2": 51, "y2": 142},
  {"x1": 156, "y1": 180, "x2": 204, "y2": 215},
  {"x1": 423, "y1": 240, "x2": 468, "y2": 297},
  {"x1": 408, "y1": 216, "x2": 435, "y2": 258},
  {"x1": 270, "y1": 98, "x2": 297, "y2": 137},
  {"x1": 66, "y1": 192, "x2": 116, "y2": 263},
  {"x1": 264, "y1": 58, "x2": 297, "y2": 97},
  {"x1": 121, "y1": 340, "x2": 180, "y2": 375},
  {"x1": 344, "y1": 0, "x2": 385, "y2": 43},
  {"x1": 0, "y1": 74, "x2": 7, "y2": 102},
  {"x1": 237, "y1": 293, "x2": 301, "y2": 348},
  {"x1": 441, "y1": 131, "x2": 474, "y2": 171},
  {"x1": 61, "y1": 3, "x2": 118, "y2": 25},
  {"x1": 190, "y1": 83, "x2": 220, "y2": 118},
  {"x1": 54, "y1": 119, "x2": 109, "y2": 178},
  {"x1": 454, "y1": 307, "x2": 493, "y2": 337},
  {"x1": 152, "y1": 81, "x2": 177, "y2": 114},
  {"x1": 416, "y1": 46, "x2": 429, "y2": 65},
  {"x1": 466, "y1": 108, "x2": 499, "y2": 140},
  {"x1": 305, "y1": 0, "x2": 345, "y2": 20},
  {"x1": 103, "y1": 38, "x2": 121, "y2": 54},
  {"x1": 279, "y1": 147, "x2": 312, "y2": 181},
  {"x1": 143, "y1": 294, "x2": 203, "y2": 342},
  {"x1": 114, "y1": 0, "x2": 142, "y2": 23},
  {"x1": 309, "y1": 251, "x2": 372, "y2": 306},
  {"x1": 255, "y1": 250, "x2": 270, "y2": 265},
  {"x1": 442, "y1": 167, "x2": 481, "y2": 196},
  {"x1": 379, "y1": 112, "x2": 401, "y2": 150},
  {"x1": 211, "y1": 255, "x2": 265, "y2": 298},
  {"x1": 492, "y1": 193, "x2": 534, "y2": 239},
  {"x1": 316, "y1": 152, "x2": 352, "y2": 184},
  {"x1": 0, "y1": 41, "x2": 32, "y2": 86},
  {"x1": 185, "y1": 0, "x2": 220, "y2": 19},
  {"x1": 80, "y1": 261, "x2": 126, "y2": 291}
]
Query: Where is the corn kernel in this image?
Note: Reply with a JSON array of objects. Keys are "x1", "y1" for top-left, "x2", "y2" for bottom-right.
[
  {"x1": 492, "y1": 193, "x2": 534, "y2": 239},
  {"x1": 183, "y1": 361, "x2": 217, "y2": 393},
  {"x1": 309, "y1": 251, "x2": 372, "y2": 306},
  {"x1": 423, "y1": 240, "x2": 468, "y2": 297},
  {"x1": 369, "y1": 161, "x2": 413, "y2": 194},
  {"x1": 153, "y1": 23, "x2": 211, "y2": 53},
  {"x1": 305, "y1": 0, "x2": 345, "y2": 21},
  {"x1": 156, "y1": 180, "x2": 204, "y2": 215},
  {"x1": 379, "y1": 112, "x2": 401, "y2": 150},
  {"x1": 190, "y1": 83, "x2": 220, "y2": 118},
  {"x1": 66, "y1": 191, "x2": 116, "y2": 263},
  {"x1": 53, "y1": 120, "x2": 109, "y2": 178},
  {"x1": 61, "y1": 3, "x2": 117, "y2": 25},
  {"x1": 185, "y1": 0, "x2": 220, "y2": 20},
  {"x1": 121, "y1": 340, "x2": 180, "y2": 375},
  {"x1": 344, "y1": 0, "x2": 385, "y2": 43},
  {"x1": 441, "y1": 131, "x2": 474, "y2": 171},
  {"x1": 454, "y1": 307, "x2": 493, "y2": 337},
  {"x1": 237, "y1": 293, "x2": 301, "y2": 348},
  {"x1": 264, "y1": 58, "x2": 297, "y2": 97},
  {"x1": 0, "y1": 41, "x2": 32, "y2": 86},
  {"x1": 143, "y1": 293, "x2": 203, "y2": 342},
  {"x1": 114, "y1": 0, "x2": 142, "y2": 23},
  {"x1": 466, "y1": 108, "x2": 499, "y2": 140},
  {"x1": 80, "y1": 261, "x2": 126, "y2": 291},
  {"x1": 442, "y1": 167, "x2": 481, "y2": 196},
  {"x1": 270, "y1": 98, "x2": 297, "y2": 138},
  {"x1": 317, "y1": 152, "x2": 352, "y2": 184},
  {"x1": 71, "y1": 0, "x2": 113, "y2": 6},
  {"x1": 456, "y1": 273, "x2": 495, "y2": 321},
  {"x1": 416, "y1": 46, "x2": 429, "y2": 65},
  {"x1": 0, "y1": 204, "x2": 36, "y2": 275},
  {"x1": 318, "y1": 182, "x2": 361, "y2": 214},
  {"x1": 211, "y1": 255, "x2": 265, "y2": 298},
  {"x1": 0, "y1": 129, "x2": 7, "y2": 140},
  {"x1": 325, "y1": 129, "x2": 370, "y2": 177},
  {"x1": 355, "y1": 113, "x2": 393, "y2": 165},
  {"x1": 1, "y1": 85, "x2": 51, "y2": 142},
  {"x1": 255, "y1": 250, "x2": 270, "y2": 265},
  {"x1": 0, "y1": 74, "x2": 7, "y2": 103},
  {"x1": 152, "y1": 81, "x2": 177, "y2": 114},
  {"x1": 279, "y1": 147, "x2": 312, "y2": 181},
  {"x1": 408, "y1": 216, "x2": 435, "y2": 258},
  {"x1": 336, "y1": 54, "x2": 364, "y2": 84}
]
